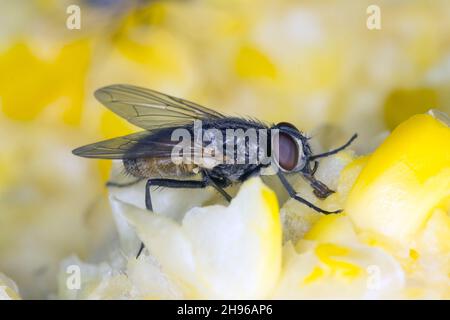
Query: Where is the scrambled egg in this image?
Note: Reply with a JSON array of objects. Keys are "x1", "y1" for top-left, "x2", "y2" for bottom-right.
[{"x1": 0, "y1": 273, "x2": 20, "y2": 300}]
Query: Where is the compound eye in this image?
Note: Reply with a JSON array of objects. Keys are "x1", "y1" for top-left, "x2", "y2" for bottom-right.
[
  {"x1": 273, "y1": 132, "x2": 300, "y2": 171},
  {"x1": 277, "y1": 122, "x2": 298, "y2": 130}
]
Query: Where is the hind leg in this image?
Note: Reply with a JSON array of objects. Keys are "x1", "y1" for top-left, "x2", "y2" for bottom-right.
[
  {"x1": 106, "y1": 178, "x2": 143, "y2": 188},
  {"x1": 137, "y1": 177, "x2": 227, "y2": 258},
  {"x1": 144, "y1": 178, "x2": 210, "y2": 212}
]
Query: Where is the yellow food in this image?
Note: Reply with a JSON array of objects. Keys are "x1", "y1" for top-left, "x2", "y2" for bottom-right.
[{"x1": 346, "y1": 114, "x2": 450, "y2": 244}]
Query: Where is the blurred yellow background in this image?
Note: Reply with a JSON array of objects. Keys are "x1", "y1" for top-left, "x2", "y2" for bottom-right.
[{"x1": 0, "y1": 0, "x2": 449, "y2": 298}]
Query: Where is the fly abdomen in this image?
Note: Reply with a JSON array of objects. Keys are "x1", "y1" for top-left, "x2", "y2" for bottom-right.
[{"x1": 123, "y1": 158, "x2": 197, "y2": 179}]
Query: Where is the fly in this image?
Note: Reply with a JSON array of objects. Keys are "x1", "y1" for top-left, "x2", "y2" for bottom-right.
[{"x1": 73, "y1": 84, "x2": 357, "y2": 224}]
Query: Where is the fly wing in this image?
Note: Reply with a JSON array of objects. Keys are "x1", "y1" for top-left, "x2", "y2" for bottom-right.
[
  {"x1": 94, "y1": 84, "x2": 226, "y2": 130},
  {"x1": 72, "y1": 131, "x2": 158, "y2": 159},
  {"x1": 72, "y1": 129, "x2": 223, "y2": 163}
]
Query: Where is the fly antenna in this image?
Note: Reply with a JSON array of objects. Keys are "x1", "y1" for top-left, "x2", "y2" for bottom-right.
[{"x1": 309, "y1": 133, "x2": 358, "y2": 161}]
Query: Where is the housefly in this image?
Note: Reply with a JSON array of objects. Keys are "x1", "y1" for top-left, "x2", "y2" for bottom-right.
[{"x1": 73, "y1": 84, "x2": 357, "y2": 215}]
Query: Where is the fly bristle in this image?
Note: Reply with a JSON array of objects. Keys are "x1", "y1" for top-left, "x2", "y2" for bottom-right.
[{"x1": 121, "y1": 164, "x2": 134, "y2": 178}]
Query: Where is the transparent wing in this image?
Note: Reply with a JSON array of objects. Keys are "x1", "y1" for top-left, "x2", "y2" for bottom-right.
[
  {"x1": 72, "y1": 131, "x2": 156, "y2": 159},
  {"x1": 95, "y1": 84, "x2": 225, "y2": 130},
  {"x1": 72, "y1": 130, "x2": 224, "y2": 162}
]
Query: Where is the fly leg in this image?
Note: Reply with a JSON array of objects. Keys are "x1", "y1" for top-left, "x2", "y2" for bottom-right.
[
  {"x1": 210, "y1": 184, "x2": 232, "y2": 202},
  {"x1": 302, "y1": 134, "x2": 358, "y2": 199},
  {"x1": 202, "y1": 170, "x2": 232, "y2": 202},
  {"x1": 145, "y1": 176, "x2": 232, "y2": 211},
  {"x1": 277, "y1": 172, "x2": 341, "y2": 214},
  {"x1": 107, "y1": 178, "x2": 146, "y2": 257},
  {"x1": 137, "y1": 177, "x2": 210, "y2": 258},
  {"x1": 302, "y1": 173, "x2": 334, "y2": 199},
  {"x1": 106, "y1": 178, "x2": 143, "y2": 188},
  {"x1": 301, "y1": 161, "x2": 334, "y2": 199},
  {"x1": 137, "y1": 176, "x2": 233, "y2": 258},
  {"x1": 144, "y1": 178, "x2": 210, "y2": 212},
  {"x1": 310, "y1": 161, "x2": 319, "y2": 175}
]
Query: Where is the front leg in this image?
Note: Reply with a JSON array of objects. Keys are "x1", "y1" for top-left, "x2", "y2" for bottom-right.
[
  {"x1": 302, "y1": 173, "x2": 334, "y2": 199},
  {"x1": 277, "y1": 172, "x2": 341, "y2": 214}
]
